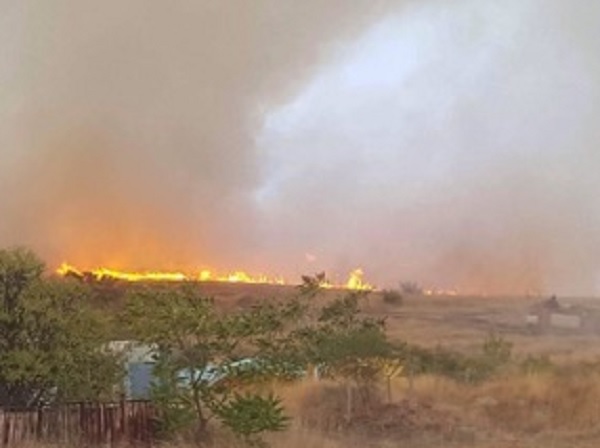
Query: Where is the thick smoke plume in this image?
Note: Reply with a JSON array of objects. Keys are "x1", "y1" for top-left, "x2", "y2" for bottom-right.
[
  {"x1": 2, "y1": 0, "x2": 600, "y2": 296},
  {"x1": 256, "y1": 0, "x2": 600, "y2": 296},
  {"x1": 0, "y1": 0, "x2": 403, "y2": 271}
]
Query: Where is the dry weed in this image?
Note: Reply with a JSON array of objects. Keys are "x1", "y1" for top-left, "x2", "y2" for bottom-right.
[{"x1": 475, "y1": 371, "x2": 600, "y2": 433}]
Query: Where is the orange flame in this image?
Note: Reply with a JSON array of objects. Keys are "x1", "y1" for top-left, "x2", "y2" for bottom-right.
[
  {"x1": 56, "y1": 262, "x2": 373, "y2": 290},
  {"x1": 57, "y1": 263, "x2": 188, "y2": 282},
  {"x1": 423, "y1": 288, "x2": 458, "y2": 296},
  {"x1": 345, "y1": 268, "x2": 373, "y2": 291}
]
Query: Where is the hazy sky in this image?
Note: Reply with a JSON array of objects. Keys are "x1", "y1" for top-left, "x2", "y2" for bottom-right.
[
  {"x1": 255, "y1": 0, "x2": 600, "y2": 295},
  {"x1": 2, "y1": 1, "x2": 600, "y2": 295}
]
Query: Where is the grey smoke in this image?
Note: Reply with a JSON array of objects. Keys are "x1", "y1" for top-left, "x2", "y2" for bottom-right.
[
  {"x1": 256, "y1": 0, "x2": 600, "y2": 295},
  {"x1": 0, "y1": 0, "x2": 404, "y2": 270},
  {"x1": 2, "y1": 0, "x2": 600, "y2": 295}
]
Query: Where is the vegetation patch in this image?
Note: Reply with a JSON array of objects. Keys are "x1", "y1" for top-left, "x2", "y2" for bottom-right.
[{"x1": 2, "y1": 247, "x2": 600, "y2": 448}]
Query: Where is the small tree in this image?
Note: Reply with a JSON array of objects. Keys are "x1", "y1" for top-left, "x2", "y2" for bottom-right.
[
  {"x1": 296, "y1": 287, "x2": 392, "y2": 420},
  {"x1": 0, "y1": 247, "x2": 122, "y2": 407},
  {"x1": 123, "y1": 285, "x2": 296, "y2": 444},
  {"x1": 123, "y1": 275, "x2": 402, "y2": 441}
]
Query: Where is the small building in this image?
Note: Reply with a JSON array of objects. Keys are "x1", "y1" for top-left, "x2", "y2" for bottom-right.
[
  {"x1": 107, "y1": 341, "x2": 157, "y2": 399},
  {"x1": 106, "y1": 342, "x2": 310, "y2": 399},
  {"x1": 526, "y1": 297, "x2": 600, "y2": 335}
]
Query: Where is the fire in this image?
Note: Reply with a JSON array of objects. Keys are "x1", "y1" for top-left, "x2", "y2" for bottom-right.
[
  {"x1": 57, "y1": 263, "x2": 284, "y2": 285},
  {"x1": 345, "y1": 268, "x2": 373, "y2": 291},
  {"x1": 57, "y1": 263, "x2": 188, "y2": 282},
  {"x1": 196, "y1": 269, "x2": 285, "y2": 285},
  {"x1": 56, "y1": 262, "x2": 373, "y2": 290},
  {"x1": 423, "y1": 288, "x2": 458, "y2": 296}
]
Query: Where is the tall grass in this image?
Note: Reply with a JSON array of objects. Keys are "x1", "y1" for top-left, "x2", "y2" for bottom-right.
[{"x1": 9, "y1": 368, "x2": 600, "y2": 447}]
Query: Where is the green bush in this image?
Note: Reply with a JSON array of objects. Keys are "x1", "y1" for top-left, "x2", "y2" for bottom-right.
[
  {"x1": 399, "y1": 333, "x2": 513, "y2": 384},
  {"x1": 0, "y1": 247, "x2": 123, "y2": 407},
  {"x1": 218, "y1": 393, "x2": 289, "y2": 448}
]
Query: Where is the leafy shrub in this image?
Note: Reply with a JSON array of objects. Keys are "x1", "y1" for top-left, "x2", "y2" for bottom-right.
[
  {"x1": 400, "y1": 334, "x2": 513, "y2": 384},
  {"x1": 218, "y1": 393, "x2": 289, "y2": 448},
  {"x1": 0, "y1": 247, "x2": 123, "y2": 407}
]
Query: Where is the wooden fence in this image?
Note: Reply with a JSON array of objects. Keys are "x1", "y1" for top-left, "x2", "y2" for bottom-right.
[{"x1": 0, "y1": 400, "x2": 156, "y2": 447}]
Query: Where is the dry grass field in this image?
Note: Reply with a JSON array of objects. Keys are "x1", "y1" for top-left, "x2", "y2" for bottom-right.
[
  {"x1": 190, "y1": 283, "x2": 600, "y2": 359},
  {"x1": 281, "y1": 293, "x2": 600, "y2": 448},
  {"x1": 201, "y1": 286, "x2": 600, "y2": 447},
  {"x1": 375, "y1": 293, "x2": 600, "y2": 360},
  {"x1": 84, "y1": 283, "x2": 600, "y2": 447},
  {"x1": 272, "y1": 288, "x2": 600, "y2": 447}
]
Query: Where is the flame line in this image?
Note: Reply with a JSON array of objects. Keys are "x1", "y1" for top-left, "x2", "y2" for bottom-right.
[{"x1": 56, "y1": 263, "x2": 373, "y2": 290}]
